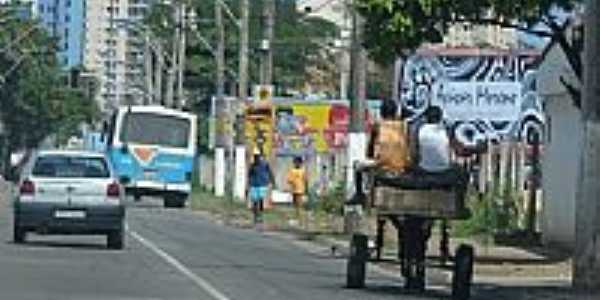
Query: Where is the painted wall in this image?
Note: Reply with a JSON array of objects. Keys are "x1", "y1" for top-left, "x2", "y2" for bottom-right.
[{"x1": 399, "y1": 47, "x2": 544, "y2": 142}]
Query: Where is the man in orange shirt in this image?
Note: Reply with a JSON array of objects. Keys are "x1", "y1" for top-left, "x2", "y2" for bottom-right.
[{"x1": 287, "y1": 156, "x2": 307, "y2": 222}]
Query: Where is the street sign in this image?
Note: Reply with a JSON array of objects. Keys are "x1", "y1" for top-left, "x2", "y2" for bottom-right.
[{"x1": 432, "y1": 81, "x2": 522, "y2": 123}]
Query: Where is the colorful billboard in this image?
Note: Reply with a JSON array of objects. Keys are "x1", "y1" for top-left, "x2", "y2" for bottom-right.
[{"x1": 230, "y1": 99, "x2": 381, "y2": 157}]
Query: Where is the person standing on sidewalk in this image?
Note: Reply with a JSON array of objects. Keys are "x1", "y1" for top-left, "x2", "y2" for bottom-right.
[
  {"x1": 247, "y1": 149, "x2": 275, "y2": 225},
  {"x1": 287, "y1": 156, "x2": 308, "y2": 224}
]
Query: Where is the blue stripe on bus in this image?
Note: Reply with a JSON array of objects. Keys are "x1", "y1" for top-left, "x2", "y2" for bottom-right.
[{"x1": 108, "y1": 149, "x2": 194, "y2": 184}]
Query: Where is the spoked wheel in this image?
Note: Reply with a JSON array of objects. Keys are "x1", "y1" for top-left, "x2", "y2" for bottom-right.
[
  {"x1": 346, "y1": 233, "x2": 369, "y2": 289},
  {"x1": 452, "y1": 244, "x2": 474, "y2": 300}
]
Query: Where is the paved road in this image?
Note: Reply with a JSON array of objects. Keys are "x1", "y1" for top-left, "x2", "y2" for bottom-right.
[
  {"x1": 0, "y1": 184, "x2": 586, "y2": 300},
  {"x1": 0, "y1": 187, "x2": 443, "y2": 300}
]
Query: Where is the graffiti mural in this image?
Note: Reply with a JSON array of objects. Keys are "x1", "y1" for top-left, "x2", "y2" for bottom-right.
[
  {"x1": 274, "y1": 105, "x2": 319, "y2": 157},
  {"x1": 399, "y1": 48, "x2": 544, "y2": 143}
]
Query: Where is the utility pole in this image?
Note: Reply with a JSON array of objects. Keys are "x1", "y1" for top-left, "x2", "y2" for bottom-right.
[
  {"x1": 165, "y1": 4, "x2": 180, "y2": 108},
  {"x1": 260, "y1": 0, "x2": 275, "y2": 85},
  {"x1": 346, "y1": 0, "x2": 367, "y2": 194},
  {"x1": 239, "y1": 0, "x2": 249, "y2": 105},
  {"x1": 155, "y1": 43, "x2": 163, "y2": 104},
  {"x1": 573, "y1": 0, "x2": 600, "y2": 291},
  {"x1": 339, "y1": 0, "x2": 351, "y2": 100},
  {"x1": 177, "y1": 3, "x2": 186, "y2": 109},
  {"x1": 234, "y1": 0, "x2": 250, "y2": 201},
  {"x1": 344, "y1": 0, "x2": 367, "y2": 234},
  {"x1": 144, "y1": 34, "x2": 154, "y2": 105},
  {"x1": 108, "y1": 0, "x2": 117, "y2": 110},
  {"x1": 214, "y1": 1, "x2": 229, "y2": 198}
]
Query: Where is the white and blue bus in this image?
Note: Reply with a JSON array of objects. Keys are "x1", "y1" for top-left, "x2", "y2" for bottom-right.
[{"x1": 104, "y1": 106, "x2": 197, "y2": 208}]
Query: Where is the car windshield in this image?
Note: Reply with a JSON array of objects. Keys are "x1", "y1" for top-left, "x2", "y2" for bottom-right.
[
  {"x1": 120, "y1": 112, "x2": 190, "y2": 148},
  {"x1": 32, "y1": 155, "x2": 110, "y2": 178}
]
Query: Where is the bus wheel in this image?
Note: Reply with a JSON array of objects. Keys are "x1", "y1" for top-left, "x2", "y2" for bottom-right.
[{"x1": 164, "y1": 194, "x2": 186, "y2": 208}]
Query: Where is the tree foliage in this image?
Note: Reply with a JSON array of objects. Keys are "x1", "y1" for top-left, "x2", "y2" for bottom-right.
[
  {"x1": 357, "y1": 0, "x2": 580, "y2": 61},
  {"x1": 0, "y1": 12, "x2": 98, "y2": 160},
  {"x1": 145, "y1": 0, "x2": 339, "y2": 100},
  {"x1": 355, "y1": 0, "x2": 583, "y2": 105},
  {"x1": 355, "y1": 0, "x2": 583, "y2": 107}
]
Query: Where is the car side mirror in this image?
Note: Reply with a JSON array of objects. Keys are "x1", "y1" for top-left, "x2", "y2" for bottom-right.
[
  {"x1": 119, "y1": 176, "x2": 131, "y2": 185},
  {"x1": 120, "y1": 144, "x2": 128, "y2": 154}
]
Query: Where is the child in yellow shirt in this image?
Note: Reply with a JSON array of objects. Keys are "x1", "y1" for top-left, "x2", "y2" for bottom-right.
[{"x1": 287, "y1": 156, "x2": 307, "y2": 222}]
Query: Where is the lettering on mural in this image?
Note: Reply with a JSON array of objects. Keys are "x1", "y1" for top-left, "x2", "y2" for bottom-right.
[{"x1": 434, "y1": 82, "x2": 521, "y2": 121}]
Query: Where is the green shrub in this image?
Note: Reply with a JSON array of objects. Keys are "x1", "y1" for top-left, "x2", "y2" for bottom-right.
[
  {"x1": 453, "y1": 186, "x2": 520, "y2": 238},
  {"x1": 315, "y1": 181, "x2": 345, "y2": 215}
]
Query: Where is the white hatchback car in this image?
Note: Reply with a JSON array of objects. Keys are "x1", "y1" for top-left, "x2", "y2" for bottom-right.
[{"x1": 12, "y1": 150, "x2": 125, "y2": 249}]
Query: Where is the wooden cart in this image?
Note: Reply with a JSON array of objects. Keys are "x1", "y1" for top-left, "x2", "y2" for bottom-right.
[{"x1": 346, "y1": 171, "x2": 475, "y2": 300}]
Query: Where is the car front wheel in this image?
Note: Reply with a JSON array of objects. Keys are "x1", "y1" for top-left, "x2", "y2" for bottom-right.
[
  {"x1": 13, "y1": 225, "x2": 26, "y2": 244},
  {"x1": 107, "y1": 229, "x2": 124, "y2": 250},
  {"x1": 164, "y1": 193, "x2": 186, "y2": 208}
]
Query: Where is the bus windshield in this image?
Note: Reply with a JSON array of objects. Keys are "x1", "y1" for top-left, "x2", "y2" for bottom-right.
[{"x1": 120, "y1": 112, "x2": 190, "y2": 148}]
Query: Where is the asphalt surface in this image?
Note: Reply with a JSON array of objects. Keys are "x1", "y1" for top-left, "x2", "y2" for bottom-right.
[
  {"x1": 1, "y1": 184, "x2": 587, "y2": 300},
  {"x1": 0, "y1": 185, "x2": 442, "y2": 300}
]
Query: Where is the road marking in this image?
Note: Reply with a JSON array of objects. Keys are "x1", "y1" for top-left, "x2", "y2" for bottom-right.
[{"x1": 129, "y1": 230, "x2": 231, "y2": 300}]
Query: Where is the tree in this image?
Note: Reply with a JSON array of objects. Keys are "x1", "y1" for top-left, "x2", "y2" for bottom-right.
[
  {"x1": 355, "y1": 0, "x2": 584, "y2": 105},
  {"x1": 0, "y1": 13, "x2": 98, "y2": 172},
  {"x1": 145, "y1": 0, "x2": 339, "y2": 99},
  {"x1": 574, "y1": 0, "x2": 600, "y2": 291},
  {"x1": 145, "y1": 0, "x2": 338, "y2": 152}
]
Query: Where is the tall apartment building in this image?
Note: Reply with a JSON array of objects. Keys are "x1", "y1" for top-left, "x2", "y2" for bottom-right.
[
  {"x1": 36, "y1": 0, "x2": 85, "y2": 69},
  {"x1": 83, "y1": 0, "x2": 152, "y2": 116}
]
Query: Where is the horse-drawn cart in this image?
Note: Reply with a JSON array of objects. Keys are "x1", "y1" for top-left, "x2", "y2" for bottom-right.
[{"x1": 346, "y1": 167, "x2": 475, "y2": 300}]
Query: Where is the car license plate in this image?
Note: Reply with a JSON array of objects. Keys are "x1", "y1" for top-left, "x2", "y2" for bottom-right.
[{"x1": 55, "y1": 210, "x2": 86, "y2": 219}]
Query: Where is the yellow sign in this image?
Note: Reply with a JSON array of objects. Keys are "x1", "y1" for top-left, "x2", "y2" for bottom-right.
[
  {"x1": 290, "y1": 103, "x2": 331, "y2": 153},
  {"x1": 254, "y1": 85, "x2": 273, "y2": 102},
  {"x1": 245, "y1": 103, "x2": 274, "y2": 157}
]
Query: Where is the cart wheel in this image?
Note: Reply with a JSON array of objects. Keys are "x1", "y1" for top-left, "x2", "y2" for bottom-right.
[
  {"x1": 346, "y1": 233, "x2": 368, "y2": 289},
  {"x1": 452, "y1": 244, "x2": 474, "y2": 300}
]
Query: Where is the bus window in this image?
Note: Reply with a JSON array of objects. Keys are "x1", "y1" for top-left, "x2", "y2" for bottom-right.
[{"x1": 119, "y1": 112, "x2": 190, "y2": 148}]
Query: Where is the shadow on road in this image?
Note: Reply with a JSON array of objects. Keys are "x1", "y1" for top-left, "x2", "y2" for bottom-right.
[
  {"x1": 8, "y1": 240, "x2": 111, "y2": 251},
  {"x1": 472, "y1": 284, "x2": 599, "y2": 300},
  {"x1": 361, "y1": 284, "x2": 450, "y2": 299},
  {"x1": 471, "y1": 254, "x2": 569, "y2": 266},
  {"x1": 185, "y1": 262, "x2": 341, "y2": 278}
]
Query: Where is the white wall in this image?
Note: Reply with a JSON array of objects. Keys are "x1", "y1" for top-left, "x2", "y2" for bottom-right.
[
  {"x1": 538, "y1": 42, "x2": 583, "y2": 249},
  {"x1": 541, "y1": 93, "x2": 582, "y2": 249}
]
